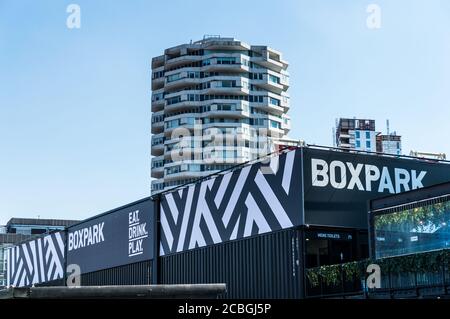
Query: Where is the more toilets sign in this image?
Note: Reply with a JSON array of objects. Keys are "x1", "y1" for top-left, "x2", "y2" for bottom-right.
[{"x1": 67, "y1": 199, "x2": 154, "y2": 274}]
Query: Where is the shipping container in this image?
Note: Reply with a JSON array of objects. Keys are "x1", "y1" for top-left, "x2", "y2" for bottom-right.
[
  {"x1": 160, "y1": 228, "x2": 303, "y2": 298},
  {"x1": 5, "y1": 146, "x2": 450, "y2": 299}
]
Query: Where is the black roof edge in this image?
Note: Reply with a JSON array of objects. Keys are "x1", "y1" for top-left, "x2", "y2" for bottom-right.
[
  {"x1": 369, "y1": 180, "x2": 450, "y2": 212},
  {"x1": 67, "y1": 196, "x2": 154, "y2": 229}
]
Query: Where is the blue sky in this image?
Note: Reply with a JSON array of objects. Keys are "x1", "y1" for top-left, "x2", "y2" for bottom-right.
[{"x1": 0, "y1": 0, "x2": 449, "y2": 224}]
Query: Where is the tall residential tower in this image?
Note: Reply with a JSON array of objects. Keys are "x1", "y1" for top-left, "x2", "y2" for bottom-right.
[{"x1": 151, "y1": 36, "x2": 292, "y2": 193}]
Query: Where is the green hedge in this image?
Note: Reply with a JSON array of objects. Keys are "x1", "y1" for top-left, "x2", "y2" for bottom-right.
[{"x1": 306, "y1": 249, "x2": 450, "y2": 287}]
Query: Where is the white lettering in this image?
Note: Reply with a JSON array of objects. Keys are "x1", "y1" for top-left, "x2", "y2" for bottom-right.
[
  {"x1": 330, "y1": 161, "x2": 346, "y2": 189},
  {"x1": 365, "y1": 165, "x2": 380, "y2": 192},
  {"x1": 395, "y1": 168, "x2": 410, "y2": 193},
  {"x1": 411, "y1": 170, "x2": 427, "y2": 190},
  {"x1": 68, "y1": 222, "x2": 105, "y2": 251},
  {"x1": 346, "y1": 162, "x2": 364, "y2": 191},
  {"x1": 311, "y1": 158, "x2": 329, "y2": 187},
  {"x1": 310, "y1": 158, "x2": 428, "y2": 194},
  {"x1": 378, "y1": 167, "x2": 395, "y2": 193},
  {"x1": 68, "y1": 233, "x2": 73, "y2": 251}
]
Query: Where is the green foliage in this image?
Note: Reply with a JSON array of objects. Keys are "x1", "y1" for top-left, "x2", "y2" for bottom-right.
[
  {"x1": 318, "y1": 264, "x2": 341, "y2": 286},
  {"x1": 306, "y1": 269, "x2": 319, "y2": 287},
  {"x1": 374, "y1": 200, "x2": 450, "y2": 232},
  {"x1": 342, "y1": 261, "x2": 363, "y2": 279},
  {"x1": 306, "y1": 249, "x2": 450, "y2": 288}
]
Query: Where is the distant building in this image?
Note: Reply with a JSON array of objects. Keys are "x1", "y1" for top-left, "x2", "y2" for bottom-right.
[
  {"x1": 376, "y1": 133, "x2": 402, "y2": 155},
  {"x1": 0, "y1": 218, "x2": 79, "y2": 287},
  {"x1": 335, "y1": 118, "x2": 402, "y2": 155},
  {"x1": 335, "y1": 118, "x2": 377, "y2": 152}
]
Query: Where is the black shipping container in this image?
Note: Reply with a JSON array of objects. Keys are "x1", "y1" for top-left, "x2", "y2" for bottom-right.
[
  {"x1": 81, "y1": 260, "x2": 152, "y2": 286},
  {"x1": 6, "y1": 147, "x2": 450, "y2": 298},
  {"x1": 159, "y1": 228, "x2": 303, "y2": 299}
]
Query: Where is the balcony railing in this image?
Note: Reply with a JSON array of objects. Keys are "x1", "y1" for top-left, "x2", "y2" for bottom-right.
[{"x1": 305, "y1": 249, "x2": 450, "y2": 299}]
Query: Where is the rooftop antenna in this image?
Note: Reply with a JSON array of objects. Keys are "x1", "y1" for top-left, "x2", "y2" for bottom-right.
[
  {"x1": 386, "y1": 119, "x2": 390, "y2": 135},
  {"x1": 332, "y1": 127, "x2": 336, "y2": 147}
]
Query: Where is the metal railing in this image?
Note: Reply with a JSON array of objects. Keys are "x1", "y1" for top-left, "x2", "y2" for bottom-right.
[{"x1": 305, "y1": 249, "x2": 450, "y2": 299}]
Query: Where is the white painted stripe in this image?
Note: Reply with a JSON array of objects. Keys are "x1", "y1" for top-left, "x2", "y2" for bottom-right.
[
  {"x1": 128, "y1": 222, "x2": 140, "y2": 227},
  {"x1": 160, "y1": 206, "x2": 174, "y2": 250},
  {"x1": 166, "y1": 193, "x2": 179, "y2": 223},
  {"x1": 45, "y1": 235, "x2": 63, "y2": 280},
  {"x1": 47, "y1": 262, "x2": 55, "y2": 283},
  {"x1": 282, "y1": 150, "x2": 295, "y2": 194},
  {"x1": 159, "y1": 243, "x2": 165, "y2": 256},
  {"x1": 200, "y1": 180, "x2": 221, "y2": 243},
  {"x1": 255, "y1": 171, "x2": 293, "y2": 228},
  {"x1": 14, "y1": 259, "x2": 23, "y2": 287},
  {"x1": 230, "y1": 216, "x2": 240, "y2": 240},
  {"x1": 214, "y1": 173, "x2": 232, "y2": 208},
  {"x1": 18, "y1": 263, "x2": 26, "y2": 287},
  {"x1": 128, "y1": 234, "x2": 148, "y2": 241},
  {"x1": 222, "y1": 165, "x2": 251, "y2": 226},
  {"x1": 55, "y1": 233, "x2": 65, "y2": 257},
  {"x1": 176, "y1": 185, "x2": 195, "y2": 252},
  {"x1": 37, "y1": 239, "x2": 45, "y2": 282},
  {"x1": 45, "y1": 238, "x2": 51, "y2": 262},
  {"x1": 244, "y1": 193, "x2": 271, "y2": 237},
  {"x1": 6, "y1": 249, "x2": 10, "y2": 286},
  {"x1": 189, "y1": 180, "x2": 219, "y2": 249},
  {"x1": 12, "y1": 247, "x2": 20, "y2": 286},
  {"x1": 128, "y1": 251, "x2": 143, "y2": 257},
  {"x1": 29, "y1": 241, "x2": 39, "y2": 284},
  {"x1": 270, "y1": 155, "x2": 279, "y2": 174},
  {"x1": 11, "y1": 248, "x2": 15, "y2": 285},
  {"x1": 22, "y1": 244, "x2": 33, "y2": 284}
]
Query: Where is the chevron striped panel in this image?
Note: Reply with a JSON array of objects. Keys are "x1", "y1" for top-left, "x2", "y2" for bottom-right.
[
  {"x1": 6, "y1": 232, "x2": 65, "y2": 287},
  {"x1": 160, "y1": 149, "x2": 303, "y2": 256}
]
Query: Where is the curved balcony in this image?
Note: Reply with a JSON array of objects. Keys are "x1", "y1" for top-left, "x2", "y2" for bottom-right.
[
  {"x1": 151, "y1": 110, "x2": 164, "y2": 134},
  {"x1": 163, "y1": 170, "x2": 211, "y2": 182},
  {"x1": 164, "y1": 145, "x2": 203, "y2": 161},
  {"x1": 251, "y1": 74, "x2": 284, "y2": 95},
  {"x1": 164, "y1": 74, "x2": 204, "y2": 91},
  {"x1": 151, "y1": 77, "x2": 165, "y2": 91},
  {"x1": 151, "y1": 133, "x2": 165, "y2": 156},
  {"x1": 151, "y1": 155, "x2": 164, "y2": 179},
  {"x1": 151, "y1": 179, "x2": 164, "y2": 193},
  {"x1": 250, "y1": 53, "x2": 287, "y2": 73},
  {"x1": 151, "y1": 90, "x2": 165, "y2": 112},
  {"x1": 164, "y1": 54, "x2": 203, "y2": 68}
]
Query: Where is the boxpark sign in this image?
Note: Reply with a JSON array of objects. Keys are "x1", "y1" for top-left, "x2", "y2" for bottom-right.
[
  {"x1": 66, "y1": 199, "x2": 154, "y2": 274},
  {"x1": 302, "y1": 147, "x2": 450, "y2": 228}
]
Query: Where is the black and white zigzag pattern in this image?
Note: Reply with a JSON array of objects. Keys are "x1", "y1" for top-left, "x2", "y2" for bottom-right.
[
  {"x1": 6, "y1": 232, "x2": 65, "y2": 287},
  {"x1": 160, "y1": 150, "x2": 302, "y2": 256}
]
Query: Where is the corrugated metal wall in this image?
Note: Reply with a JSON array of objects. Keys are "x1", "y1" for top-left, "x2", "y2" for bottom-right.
[
  {"x1": 159, "y1": 228, "x2": 303, "y2": 299},
  {"x1": 81, "y1": 260, "x2": 153, "y2": 286}
]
